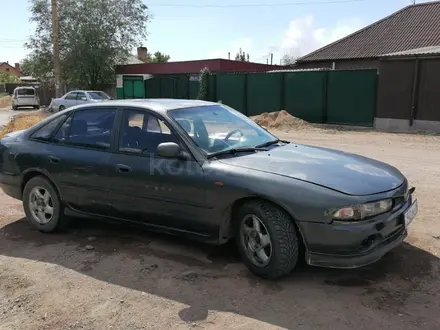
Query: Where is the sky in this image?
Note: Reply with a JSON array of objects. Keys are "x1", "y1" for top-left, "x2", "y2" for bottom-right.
[{"x1": 0, "y1": 0, "x2": 431, "y2": 66}]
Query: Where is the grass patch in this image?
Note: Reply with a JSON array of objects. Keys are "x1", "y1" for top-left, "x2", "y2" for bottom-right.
[{"x1": 0, "y1": 112, "x2": 47, "y2": 139}]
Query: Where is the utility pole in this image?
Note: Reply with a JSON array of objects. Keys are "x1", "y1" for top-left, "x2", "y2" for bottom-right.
[{"x1": 51, "y1": 0, "x2": 61, "y2": 97}]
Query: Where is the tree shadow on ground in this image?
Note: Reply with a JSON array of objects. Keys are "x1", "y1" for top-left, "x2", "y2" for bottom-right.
[{"x1": 1, "y1": 217, "x2": 439, "y2": 328}]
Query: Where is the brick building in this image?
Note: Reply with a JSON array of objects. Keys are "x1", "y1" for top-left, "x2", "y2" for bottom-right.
[{"x1": 0, "y1": 62, "x2": 21, "y2": 77}]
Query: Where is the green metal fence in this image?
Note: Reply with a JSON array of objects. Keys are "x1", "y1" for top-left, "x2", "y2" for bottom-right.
[
  {"x1": 284, "y1": 71, "x2": 327, "y2": 123},
  {"x1": 216, "y1": 74, "x2": 247, "y2": 114},
  {"x1": 128, "y1": 69, "x2": 377, "y2": 126},
  {"x1": 326, "y1": 70, "x2": 377, "y2": 126},
  {"x1": 247, "y1": 73, "x2": 284, "y2": 116}
]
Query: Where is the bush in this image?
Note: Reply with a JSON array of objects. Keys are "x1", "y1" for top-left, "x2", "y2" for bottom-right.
[{"x1": 197, "y1": 67, "x2": 211, "y2": 101}]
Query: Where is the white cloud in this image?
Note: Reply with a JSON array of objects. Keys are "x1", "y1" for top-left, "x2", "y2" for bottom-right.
[
  {"x1": 208, "y1": 16, "x2": 363, "y2": 64},
  {"x1": 276, "y1": 15, "x2": 363, "y2": 59}
]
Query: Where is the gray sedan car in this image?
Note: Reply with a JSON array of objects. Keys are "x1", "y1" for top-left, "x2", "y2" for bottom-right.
[
  {"x1": 49, "y1": 90, "x2": 111, "y2": 112},
  {"x1": 0, "y1": 99, "x2": 418, "y2": 279}
]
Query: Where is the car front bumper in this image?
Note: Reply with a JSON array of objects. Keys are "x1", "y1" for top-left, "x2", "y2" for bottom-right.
[
  {"x1": 300, "y1": 194, "x2": 416, "y2": 269},
  {"x1": 0, "y1": 172, "x2": 22, "y2": 200}
]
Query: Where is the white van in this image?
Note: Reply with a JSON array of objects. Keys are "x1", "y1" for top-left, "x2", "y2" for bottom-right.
[{"x1": 12, "y1": 87, "x2": 40, "y2": 110}]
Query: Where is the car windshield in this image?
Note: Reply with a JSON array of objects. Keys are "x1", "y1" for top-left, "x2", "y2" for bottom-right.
[
  {"x1": 168, "y1": 104, "x2": 277, "y2": 155},
  {"x1": 87, "y1": 91, "x2": 111, "y2": 100}
]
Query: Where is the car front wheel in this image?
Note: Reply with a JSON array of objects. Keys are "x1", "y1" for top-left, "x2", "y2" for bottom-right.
[
  {"x1": 23, "y1": 176, "x2": 66, "y2": 233},
  {"x1": 58, "y1": 105, "x2": 65, "y2": 111},
  {"x1": 236, "y1": 201, "x2": 299, "y2": 279}
]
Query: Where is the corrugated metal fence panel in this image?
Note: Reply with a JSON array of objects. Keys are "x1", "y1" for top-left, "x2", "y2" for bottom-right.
[
  {"x1": 160, "y1": 77, "x2": 175, "y2": 98},
  {"x1": 145, "y1": 78, "x2": 161, "y2": 98},
  {"x1": 284, "y1": 71, "x2": 327, "y2": 123},
  {"x1": 416, "y1": 59, "x2": 440, "y2": 121},
  {"x1": 247, "y1": 73, "x2": 283, "y2": 116},
  {"x1": 376, "y1": 60, "x2": 414, "y2": 120},
  {"x1": 177, "y1": 75, "x2": 189, "y2": 99},
  {"x1": 209, "y1": 75, "x2": 216, "y2": 101},
  {"x1": 326, "y1": 70, "x2": 377, "y2": 126},
  {"x1": 189, "y1": 81, "x2": 199, "y2": 99},
  {"x1": 216, "y1": 74, "x2": 247, "y2": 114}
]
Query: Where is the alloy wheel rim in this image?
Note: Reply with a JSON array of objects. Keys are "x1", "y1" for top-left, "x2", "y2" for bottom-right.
[
  {"x1": 240, "y1": 214, "x2": 272, "y2": 267},
  {"x1": 29, "y1": 186, "x2": 54, "y2": 224}
]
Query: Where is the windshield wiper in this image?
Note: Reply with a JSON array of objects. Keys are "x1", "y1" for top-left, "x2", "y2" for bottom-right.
[
  {"x1": 256, "y1": 139, "x2": 290, "y2": 148},
  {"x1": 207, "y1": 147, "x2": 268, "y2": 159}
]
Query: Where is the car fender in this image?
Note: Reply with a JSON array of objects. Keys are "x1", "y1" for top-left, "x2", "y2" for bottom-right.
[{"x1": 21, "y1": 167, "x2": 63, "y2": 200}]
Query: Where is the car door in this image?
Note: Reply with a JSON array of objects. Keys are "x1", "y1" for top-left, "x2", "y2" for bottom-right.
[
  {"x1": 45, "y1": 107, "x2": 118, "y2": 216},
  {"x1": 62, "y1": 92, "x2": 78, "y2": 108},
  {"x1": 108, "y1": 108, "x2": 211, "y2": 236}
]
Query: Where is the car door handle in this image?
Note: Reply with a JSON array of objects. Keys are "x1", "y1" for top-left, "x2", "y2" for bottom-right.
[
  {"x1": 48, "y1": 156, "x2": 60, "y2": 164},
  {"x1": 116, "y1": 164, "x2": 132, "y2": 173}
]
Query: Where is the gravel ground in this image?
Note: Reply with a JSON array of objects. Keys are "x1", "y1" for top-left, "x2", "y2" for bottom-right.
[{"x1": 1, "y1": 127, "x2": 440, "y2": 330}]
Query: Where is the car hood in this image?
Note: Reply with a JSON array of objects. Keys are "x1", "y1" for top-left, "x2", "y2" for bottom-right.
[{"x1": 218, "y1": 143, "x2": 405, "y2": 196}]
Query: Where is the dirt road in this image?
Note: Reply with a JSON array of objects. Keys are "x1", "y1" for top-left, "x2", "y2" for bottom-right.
[{"x1": 1, "y1": 128, "x2": 440, "y2": 330}]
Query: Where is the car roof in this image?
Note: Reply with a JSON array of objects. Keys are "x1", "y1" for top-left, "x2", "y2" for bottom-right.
[
  {"x1": 14, "y1": 86, "x2": 35, "y2": 90},
  {"x1": 66, "y1": 90, "x2": 104, "y2": 93},
  {"x1": 68, "y1": 98, "x2": 218, "y2": 113}
]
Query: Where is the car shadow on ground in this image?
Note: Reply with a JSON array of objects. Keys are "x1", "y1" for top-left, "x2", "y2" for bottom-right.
[{"x1": 1, "y1": 216, "x2": 439, "y2": 328}]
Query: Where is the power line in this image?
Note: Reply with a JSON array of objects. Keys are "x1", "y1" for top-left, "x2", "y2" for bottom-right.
[{"x1": 148, "y1": 0, "x2": 370, "y2": 8}]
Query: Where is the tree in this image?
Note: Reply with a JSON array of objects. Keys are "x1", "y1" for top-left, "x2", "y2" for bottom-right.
[
  {"x1": 25, "y1": 0, "x2": 150, "y2": 89},
  {"x1": 0, "y1": 72, "x2": 20, "y2": 83},
  {"x1": 197, "y1": 67, "x2": 211, "y2": 101},
  {"x1": 281, "y1": 54, "x2": 297, "y2": 66},
  {"x1": 21, "y1": 53, "x2": 53, "y2": 84},
  {"x1": 147, "y1": 51, "x2": 170, "y2": 63},
  {"x1": 235, "y1": 48, "x2": 250, "y2": 62}
]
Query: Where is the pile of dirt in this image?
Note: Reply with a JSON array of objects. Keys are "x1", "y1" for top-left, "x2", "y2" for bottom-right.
[
  {"x1": 0, "y1": 96, "x2": 12, "y2": 109},
  {"x1": 0, "y1": 112, "x2": 46, "y2": 139},
  {"x1": 250, "y1": 110, "x2": 311, "y2": 131}
]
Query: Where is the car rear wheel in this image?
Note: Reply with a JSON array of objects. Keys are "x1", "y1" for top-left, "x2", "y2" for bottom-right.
[
  {"x1": 236, "y1": 201, "x2": 299, "y2": 279},
  {"x1": 58, "y1": 105, "x2": 65, "y2": 111},
  {"x1": 23, "y1": 176, "x2": 66, "y2": 233}
]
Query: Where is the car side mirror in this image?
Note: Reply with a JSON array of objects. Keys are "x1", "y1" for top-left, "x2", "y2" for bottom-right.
[{"x1": 157, "y1": 142, "x2": 190, "y2": 160}]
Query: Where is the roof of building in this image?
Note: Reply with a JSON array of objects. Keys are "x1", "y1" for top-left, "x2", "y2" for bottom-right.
[
  {"x1": 116, "y1": 58, "x2": 285, "y2": 75},
  {"x1": 381, "y1": 46, "x2": 440, "y2": 58},
  {"x1": 123, "y1": 55, "x2": 145, "y2": 65},
  {"x1": 297, "y1": 1, "x2": 440, "y2": 63},
  {"x1": 0, "y1": 62, "x2": 16, "y2": 69}
]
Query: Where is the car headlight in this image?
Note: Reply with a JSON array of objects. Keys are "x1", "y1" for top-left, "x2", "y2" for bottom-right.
[{"x1": 330, "y1": 199, "x2": 393, "y2": 221}]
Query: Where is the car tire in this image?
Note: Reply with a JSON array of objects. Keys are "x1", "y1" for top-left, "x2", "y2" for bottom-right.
[
  {"x1": 236, "y1": 200, "x2": 299, "y2": 279},
  {"x1": 34, "y1": 105, "x2": 40, "y2": 110},
  {"x1": 23, "y1": 176, "x2": 66, "y2": 233},
  {"x1": 58, "y1": 105, "x2": 65, "y2": 111},
  {"x1": 12, "y1": 106, "x2": 17, "y2": 110}
]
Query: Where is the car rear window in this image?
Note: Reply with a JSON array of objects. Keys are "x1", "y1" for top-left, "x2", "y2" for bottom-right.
[
  {"x1": 88, "y1": 91, "x2": 110, "y2": 100},
  {"x1": 17, "y1": 88, "x2": 35, "y2": 96}
]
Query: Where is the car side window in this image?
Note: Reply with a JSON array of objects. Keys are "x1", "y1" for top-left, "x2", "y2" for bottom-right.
[
  {"x1": 76, "y1": 92, "x2": 87, "y2": 100},
  {"x1": 30, "y1": 115, "x2": 68, "y2": 142},
  {"x1": 55, "y1": 109, "x2": 116, "y2": 150},
  {"x1": 119, "y1": 109, "x2": 178, "y2": 154},
  {"x1": 64, "y1": 92, "x2": 77, "y2": 100}
]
